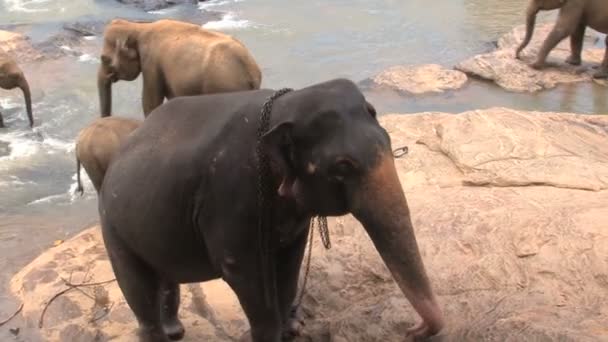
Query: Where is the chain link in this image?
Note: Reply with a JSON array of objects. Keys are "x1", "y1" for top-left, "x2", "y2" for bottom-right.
[
  {"x1": 256, "y1": 88, "x2": 293, "y2": 307},
  {"x1": 256, "y1": 88, "x2": 333, "y2": 310}
]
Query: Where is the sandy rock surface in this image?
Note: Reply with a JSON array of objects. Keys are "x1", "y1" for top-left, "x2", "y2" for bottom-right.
[
  {"x1": 370, "y1": 64, "x2": 468, "y2": 94},
  {"x1": 456, "y1": 24, "x2": 606, "y2": 92},
  {"x1": 9, "y1": 108, "x2": 608, "y2": 341}
]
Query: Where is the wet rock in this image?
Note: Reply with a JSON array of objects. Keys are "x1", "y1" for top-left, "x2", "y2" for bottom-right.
[
  {"x1": 370, "y1": 64, "x2": 468, "y2": 94},
  {"x1": 117, "y1": 0, "x2": 199, "y2": 11},
  {"x1": 62, "y1": 20, "x2": 107, "y2": 37},
  {"x1": 0, "y1": 30, "x2": 43, "y2": 62},
  {"x1": 0, "y1": 29, "x2": 91, "y2": 63},
  {"x1": 456, "y1": 24, "x2": 605, "y2": 92},
  {"x1": 9, "y1": 108, "x2": 608, "y2": 341}
]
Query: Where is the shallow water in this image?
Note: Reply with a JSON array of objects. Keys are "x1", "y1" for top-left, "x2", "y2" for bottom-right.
[{"x1": 0, "y1": 0, "x2": 606, "y2": 336}]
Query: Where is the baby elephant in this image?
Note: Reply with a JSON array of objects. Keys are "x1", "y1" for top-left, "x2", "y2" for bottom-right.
[
  {"x1": 515, "y1": 0, "x2": 608, "y2": 78},
  {"x1": 0, "y1": 49, "x2": 33, "y2": 128},
  {"x1": 75, "y1": 117, "x2": 141, "y2": 194}
]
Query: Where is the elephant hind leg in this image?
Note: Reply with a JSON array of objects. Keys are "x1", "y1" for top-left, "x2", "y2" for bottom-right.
[
  {"x1": 533, "y1": 5, "x2": 583, "y2": 69},
  {"x1": 160, "y1": 282, "x2": 185, "y2": 341},
  {"x1": 101, "y1": 227, "x2": 169, "y2": 342},
  {"x1": 593, "y1": 36, "x2": 608, "y2": 79},
  {"x1": 0, "y1": 111, "x2": 4, "y2": 128},
  {"x1": 566, "y1": 21, "x2": 586, "y2": 65}
]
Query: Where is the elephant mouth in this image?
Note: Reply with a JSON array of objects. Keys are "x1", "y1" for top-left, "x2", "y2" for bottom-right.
[{"x1": 106, "y1": 72, "x2": 118, "y2": 83}]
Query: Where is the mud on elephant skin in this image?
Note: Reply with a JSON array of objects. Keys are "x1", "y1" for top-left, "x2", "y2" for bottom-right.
[
  {"x1": 0, "y1": 49, "x2": 33, "y2": 128},
  {"x1": 515, "y1": 0, "x2": 608, "y2": 78},
  {"x1": 97, "y1": 18, "x2": 262, "y2": 117},
  {"x1": 99, "y1": 79, "x2": 444, "y2": 342},
  {"x1": 75, "y1": 116, "x2": 141, "y2": 195}
]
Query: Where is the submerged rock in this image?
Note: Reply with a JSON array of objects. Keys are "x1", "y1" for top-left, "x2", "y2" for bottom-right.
[
  {"x1": 370, "y1": 64, "x2": 468, "y2": 94},
  {"x1": 9, "y1": 108, "x2": 608, "y2": 341},
  {"x1": 456, "y1": 24, "x2": 605, "y2": 92},
  {"x1": 117, "y1": 0, "x2": 199, "y2": 11}
]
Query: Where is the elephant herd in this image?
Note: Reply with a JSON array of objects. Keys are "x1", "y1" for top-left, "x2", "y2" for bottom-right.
[{"x1": 0, "y1": 1, "x2": 607, "y2": 341}]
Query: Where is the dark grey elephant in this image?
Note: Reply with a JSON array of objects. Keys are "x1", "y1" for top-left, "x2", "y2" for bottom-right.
[
  {"x1": 99, "y1": 79, "x2": 445, "y2": 342},
  {"x1": 515, "y1": 0, "x2": 608, "y2": 78},
  {"x1": 0, "y1": 49, "x2": 33, "y2": 128}
]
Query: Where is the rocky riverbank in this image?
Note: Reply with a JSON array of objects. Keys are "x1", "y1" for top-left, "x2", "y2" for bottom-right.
[{"x1": 8, "y1": 108, "x2": 608, "y2": 341}]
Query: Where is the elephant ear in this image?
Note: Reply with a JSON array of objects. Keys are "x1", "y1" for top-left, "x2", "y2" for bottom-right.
[
  {"x1": 365, "y1": 100, "x2": 377, "y2": 118},
  {"x1": 261, "y1": 121, "x2": 295, "y2": 173},
  {"x1": 117, "y1": 36, "x2": 138, "y2": 60},
  {"x1": 261, "y1": 122, "x2": 299, "y2": 196}
]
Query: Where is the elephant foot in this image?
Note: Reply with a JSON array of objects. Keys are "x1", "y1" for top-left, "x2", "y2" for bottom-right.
[
  {"x1": 530, "y1": 61, "x2": 545, "y2": 70},
  {"x1": 163, "y1": 318, "x2": 185, "y2": 341},
  {"x1": 138, "y1": 326, "x2": 171, "y2": 342},
  {"x1": 593, "y1": 68, "x2": 608, "y2": 79},
  {"x1": 282, "y1": 307, "x2": 305, "y2": 341},
  {"x1": 565, "y1": 55, "x2": 582, "y2": 66}
]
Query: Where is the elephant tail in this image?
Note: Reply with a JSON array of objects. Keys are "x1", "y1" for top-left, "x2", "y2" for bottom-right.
[{"x1": 75, "y1": 155, "x2": 84, "y2": 196}]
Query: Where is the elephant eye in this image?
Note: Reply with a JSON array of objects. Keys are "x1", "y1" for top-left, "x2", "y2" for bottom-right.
[
  {"x1": 328, "y1": 158, "x2": 357, "y2": 182},
  {"x1": 101, "y1": 55, "x2": 111, "y2": 65}
]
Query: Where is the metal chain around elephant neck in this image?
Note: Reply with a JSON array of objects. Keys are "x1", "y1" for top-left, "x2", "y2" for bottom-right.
[
  {"x1": 256, "y1": 88, "x2": 334, "y2": 308},
  {"x1": 256, "y1": 88, "x2": 292, "y2": 308}
]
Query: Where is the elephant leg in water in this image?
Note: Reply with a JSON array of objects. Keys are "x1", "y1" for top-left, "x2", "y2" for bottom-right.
[{"x1": 596, "y1": 36, "x2": 608, "y2": 78}]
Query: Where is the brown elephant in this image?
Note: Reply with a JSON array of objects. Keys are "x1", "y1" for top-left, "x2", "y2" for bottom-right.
[
  {"x1": 97, "y1": 19, "x2": 262, "y2": 117},
  {"x1": 75, "y1": 116, "x2": 141, "y2": 194},
  {"x1": 0, "y1": 49, "x2": 33, "y2": 128},
  {"x1": 515, "y1": 0, "x2": 608, "y2": 78}
]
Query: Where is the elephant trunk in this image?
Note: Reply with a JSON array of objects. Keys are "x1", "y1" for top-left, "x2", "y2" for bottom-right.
[
  {"x1": 98, "y1": 67, "x2": 112, "y2": 117},
  {"x1": 516, "y1": 3, "x2": 539, "y2": 58},
  {"x1": 18, "y1": 76, "x2": 33, "y2": 127},
  {"x1": 351, "y1": 154, "x2": 444, "y2": 337}
]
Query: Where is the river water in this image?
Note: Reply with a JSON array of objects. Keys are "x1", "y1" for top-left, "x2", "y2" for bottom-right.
[{"x1": 0, "y1": 0, "x2": 606, "y2": 338}]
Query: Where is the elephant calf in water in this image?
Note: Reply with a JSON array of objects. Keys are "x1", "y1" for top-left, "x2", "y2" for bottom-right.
[
  {"x1": 0, "y1": 49, "x2": 33, "y2": 128},
  {"x1": 98, "y1": 18, "x2": 262, "y2": 117},
  {"x1": 99, "y1": 79, "x2": 444, "y2": 342},
  {"x1": 75, "y1": 117, "x2": 141, "y2": 194},
  {"x1": 515, "y1": 0, "x2": 608, "y2": 78}
]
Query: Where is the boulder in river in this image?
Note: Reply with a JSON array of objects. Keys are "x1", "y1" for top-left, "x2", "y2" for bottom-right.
[
  {"x1": 8, "y1": 108, "x2": 608, "y2": 341},
  {"x1": 456, "y1": 24, "x2": 606, "y2": 92},
  {"x1": 369, "y1": 64, "x2": 468, "y2": 94}
]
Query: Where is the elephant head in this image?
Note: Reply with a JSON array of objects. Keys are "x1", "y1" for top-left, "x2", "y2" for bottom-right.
[
  {"x1": 0, "y1": 56, "x2": 33, "y2": 127},
  {"x1": 516, "y1": 0, "x2": 567, "y2": 58},
  {"x1": 262, "y1": 79, "x2": 444, "y2": 338},
  {"x1": 98, "y1": 20, "x2": 142, "y2": 116}
]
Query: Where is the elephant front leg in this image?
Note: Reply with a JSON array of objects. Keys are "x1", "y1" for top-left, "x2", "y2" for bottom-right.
[
  {"x1": 566, "y1": 22, "x2": 586, "y2": 66},
  {"x1": 160, "y1": 282, "x2": 185, "y2": 341},
  {"x1": 532, "y1": 8, "x2": 582, "y2": 70},
  {"x1": 277, "y1": 227, "x2": 310, "y2": 341},
  {"x1": 0, "y1": 111, "x2": 4, "y2": 128},
  {"x1": 142, "y1": 76, "x2": 165, "y2": 117},
  {"x1": 223, "y1": 254, "x2": 282, "y2": 342},
  {"x1": 593, "y1": 36, "x2": 608, "y2": 79}
]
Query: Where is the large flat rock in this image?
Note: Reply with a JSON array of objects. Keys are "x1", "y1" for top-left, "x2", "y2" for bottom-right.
[
  {"x1": 9, "y1": 108, "x2": 608, "y2": 341},
  {"x1": 456, "y1": 24, "x2": 606, "y2": 92},
  {"x1": 369, "y1": 64, "x2": 468, "y2": 94}
]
